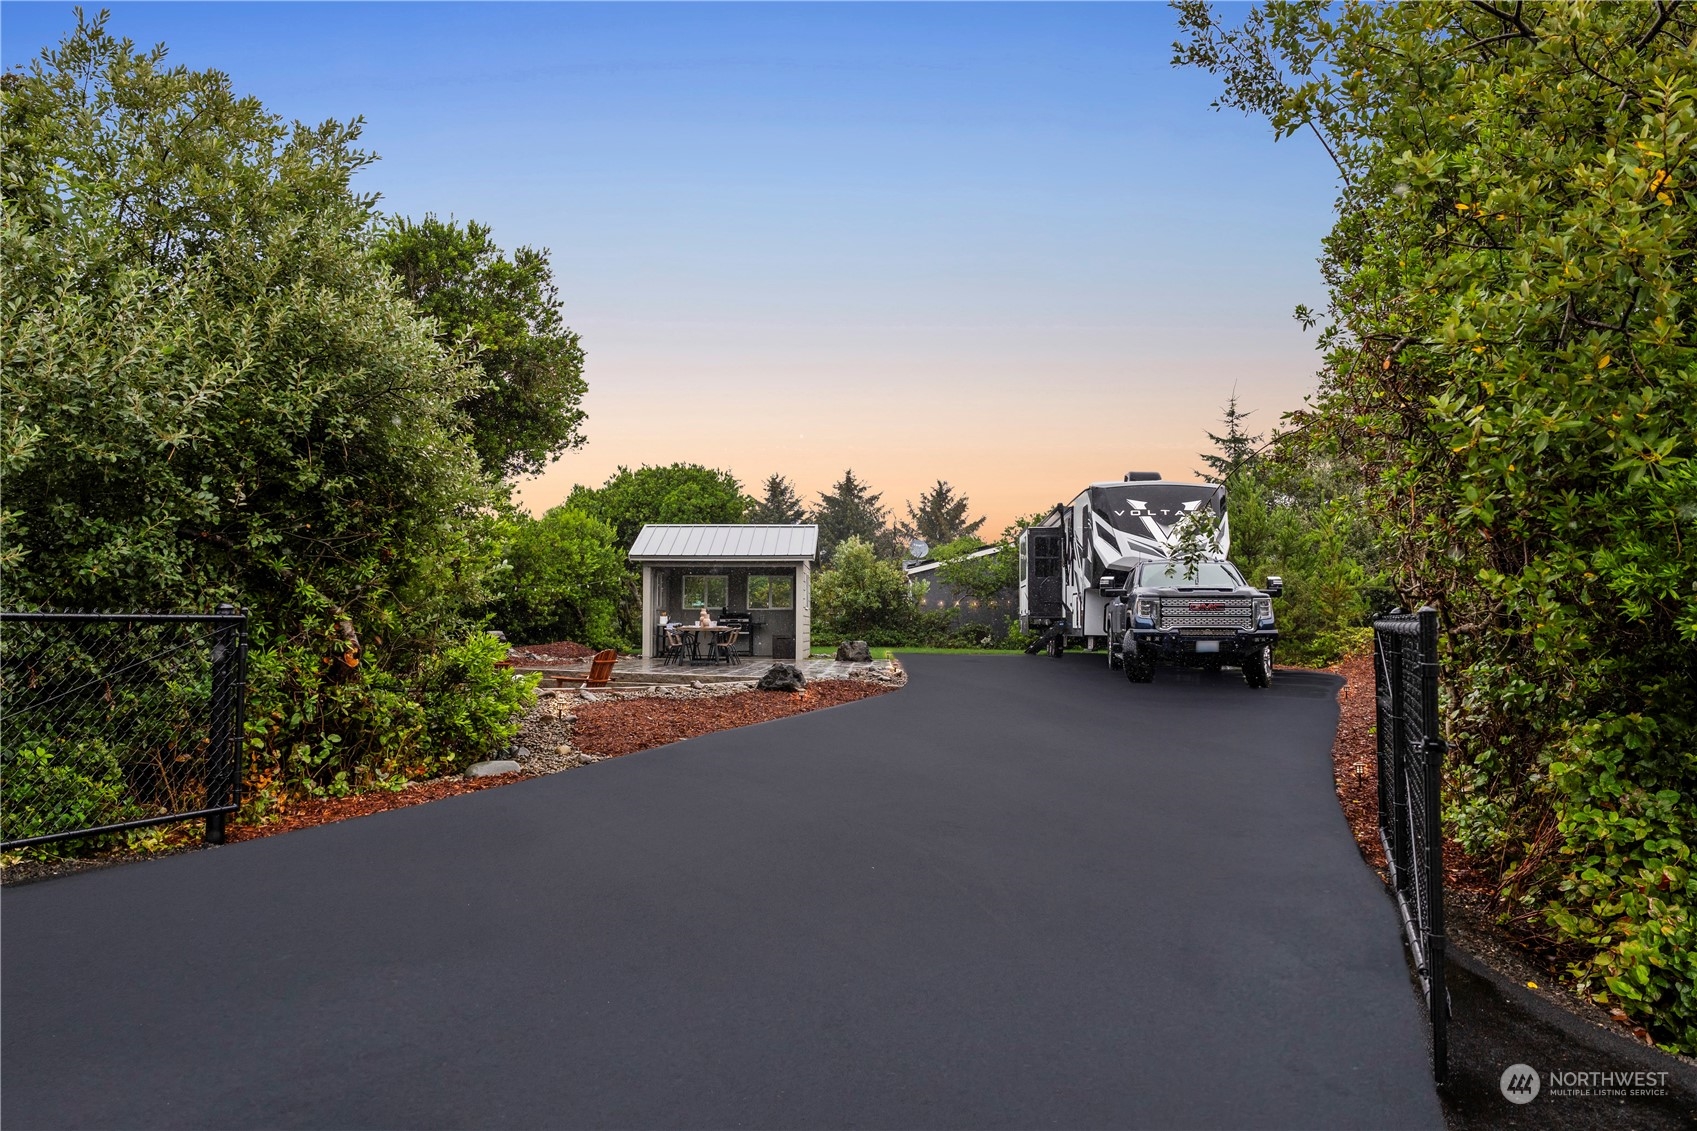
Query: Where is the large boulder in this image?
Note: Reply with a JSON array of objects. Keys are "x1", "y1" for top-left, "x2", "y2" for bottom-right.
[
  {"x1": 756, "y1": 663, "x2": 808, "y2": 692},
  {"x1": 835, "y1": 640, "x2": 872, "y2": 662}
]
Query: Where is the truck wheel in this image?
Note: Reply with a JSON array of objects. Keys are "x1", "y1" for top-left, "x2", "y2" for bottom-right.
[
  {"x1": 1108, "y1": 642, "x2": 1122, "y2": 670},
  {"x1": 1242, "y1": 645, "x2": 1273, "y2": 688},
  {"x1": 1124, "y1": 638, "x2": 1153, "y2": 683}
]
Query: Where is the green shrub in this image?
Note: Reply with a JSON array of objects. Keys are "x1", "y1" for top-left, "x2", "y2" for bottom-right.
[
  {"x1": 418, "y1": 632, "x2": 539, "y2": 772},
  {"x1": 0, "y1": 739, "x2": 136, "y2": 851},
  {"x1": 812, "y1": 537, "x2": 927, "y2": 645},
  {"x1": 485, "y1": 507, "x2": 626, "y2": 648}
]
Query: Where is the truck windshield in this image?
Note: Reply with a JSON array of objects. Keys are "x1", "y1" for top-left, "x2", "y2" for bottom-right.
[{"x1": 1141, "y1": 561, "x2": 1241, "y2": 588}]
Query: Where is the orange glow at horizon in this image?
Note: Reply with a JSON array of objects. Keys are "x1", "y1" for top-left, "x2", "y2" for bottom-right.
[{"x1": 513, "y1": 340, "x2": 1323, "y2": 540}]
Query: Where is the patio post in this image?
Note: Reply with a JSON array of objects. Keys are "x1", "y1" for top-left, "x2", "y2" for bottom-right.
[
  {"x1": 641, "y1": 565, "x2": 654, "y2": 659},
  {"x1": 797, "y1": 561, "x2": 810, "y2": 658}
]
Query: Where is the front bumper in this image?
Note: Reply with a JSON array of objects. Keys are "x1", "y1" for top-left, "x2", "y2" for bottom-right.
[{"x1": 1131, "y1": 628, "x2": 1277, "y2": 664}]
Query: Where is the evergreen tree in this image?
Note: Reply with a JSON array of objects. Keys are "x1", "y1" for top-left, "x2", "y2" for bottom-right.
[
  {"x1": 1196, "y1": 391, "x2": 1263, "y2": 484},
  {"x1": 898, "y1": 480, "x2": 985, "y2": 546},
  {"x1": 745, "y1": 473, "x2": 806, "y2": 524},
  {"x1": 811, "y1": 470, "x2": 892, "y2": 560}
]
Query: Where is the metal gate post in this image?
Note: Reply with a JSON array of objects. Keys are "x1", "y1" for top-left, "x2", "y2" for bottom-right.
[
  {"x1": 203, "y1": 604, "x2": 243, "y2": 844},
  {"x1": 1418, "y1": 606, "x2": 1448, "y2": 1084}
]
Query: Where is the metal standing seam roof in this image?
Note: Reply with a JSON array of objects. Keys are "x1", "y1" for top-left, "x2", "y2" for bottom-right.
[{"x1": 628, "y1": 524, "x2": 819, "y2": 561}]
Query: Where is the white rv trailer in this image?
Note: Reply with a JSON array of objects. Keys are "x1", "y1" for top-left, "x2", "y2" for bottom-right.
[{"x1": 1018, "y1": 472, "x2": 1228, "y2": 652}]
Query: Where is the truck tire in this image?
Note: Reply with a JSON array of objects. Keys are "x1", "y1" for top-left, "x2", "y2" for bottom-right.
[
  {"x1": 1242, "y1": 644, "x2": 1273, "y2": 688},
  {"x1": 1124, "y1": 635, "x2": 1153, "y2": 682},
  {"x1": 1108, "y1": 641, "x2": 1123, "y2": 669}
]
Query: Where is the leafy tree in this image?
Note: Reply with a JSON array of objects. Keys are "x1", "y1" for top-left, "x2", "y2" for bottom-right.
[
  {"x1": 812, "y1": 469, "x2": 893, "y2": 560},
  {"x1": 371, "y1": 214, "x2": 587, "y2": 479},
  {"x1": 1194, "y1": 398, "x2": 1385, "y2": 665},
  {"x1": 1178, "y1": 0, "x2": 1697, "y2": 1050},
  {"x1": 1, "y1": 15, "x2": 531, "y2": 808},
  {"x1": 1196, "y1": 390, "x2": 1263, "y2": 485},
  {"x1": 565, "y1": 463, "x2": 746, "y2": 551},
  {"x1": 745, "y1": 473, "x2": 807, "y2": 524},
  {"x1": 565, "y1": 463, "x2": 746, "y2": 640},
  {"x1": 811, "y1": 536, "x2": 924, "y2": 644},
  {"x1": 485, "y1": 507, "x2": 625, "y2": 648},
  {"x1": 898, "y1": 480, "x2": 985, "y2": 546}
]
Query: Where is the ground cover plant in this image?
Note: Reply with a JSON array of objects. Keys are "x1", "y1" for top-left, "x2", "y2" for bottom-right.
[{"x1": 1178, "y1": 0, "x2": 1697, "y2": 1050}]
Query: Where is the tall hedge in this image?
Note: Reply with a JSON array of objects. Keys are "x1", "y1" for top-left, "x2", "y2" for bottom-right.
[
  {"x1": 1179, "y1": 1, "x2": 1697, "y2": 1049},
  {"x1": 2, "y1": 15, "x2": 531, "y2": 806}
]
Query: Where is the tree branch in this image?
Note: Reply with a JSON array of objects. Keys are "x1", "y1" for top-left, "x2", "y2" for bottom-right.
[
  {"x1": 1469, "y1": 1, "x2": 1535, "y2": 38},
  {"x1": 1637, "y1": 1, "x2": 1680, "y2": 50}
]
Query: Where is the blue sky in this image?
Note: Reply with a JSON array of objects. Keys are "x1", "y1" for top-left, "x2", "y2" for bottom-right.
[{"x1": 2, "y1": 2, "x2": 1341, "y2": 529}]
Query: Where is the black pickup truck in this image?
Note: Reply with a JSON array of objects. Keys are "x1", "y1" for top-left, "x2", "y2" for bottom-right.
[{"x1": 1103, "y1": 558, "x2": 1283, "y2": 687}]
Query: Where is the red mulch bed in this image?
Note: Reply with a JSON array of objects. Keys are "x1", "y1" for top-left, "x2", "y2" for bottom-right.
[
  {"x1": 224, "y1": 681, "x2": 894, "y2": 841},
  {"x1": 1326, "y1": 650, "x2": 1493, "y2": 893},
  {"x1": 507, "y1": 640, "x2": 598, "y2": 661},
  {"x1": 1328, "y1": 652, "x2": 1390, "y2": 875},
  {"x1": 227, "y1": 773, "x2": 523, "y2": 842},
  {"x1": 572, "y1": 681, "x2": 893, "y2": 758},
  {"x1": 1323, "y1": 652, "x2": 1669, "y2": 1045}
]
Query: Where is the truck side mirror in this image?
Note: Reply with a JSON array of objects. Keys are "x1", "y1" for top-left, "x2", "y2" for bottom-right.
[{"x1": 1265, "y1": 576, "x2": 1284, "y2": 598}]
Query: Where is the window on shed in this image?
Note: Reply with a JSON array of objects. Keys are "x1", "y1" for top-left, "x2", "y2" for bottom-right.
[
  {"x1": 683, "y1": 575, "x2": 728, "y2": 609},
  {"x1": 748, "y1": 574, "x2": 794, "y2": 610}
]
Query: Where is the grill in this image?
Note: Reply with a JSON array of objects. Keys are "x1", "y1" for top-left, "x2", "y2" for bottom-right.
[
  {"x1": 718, "y1": 614, "x2": 761, "y2": 656},
  {"x1": 1158, "y1": 597, "x2": 1252, "y2": 632}
]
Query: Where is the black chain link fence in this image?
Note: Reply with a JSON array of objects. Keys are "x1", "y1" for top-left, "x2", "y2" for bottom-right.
[
  {"x1": 1374, "y1": 606, "x2": 1449, "y2": 1086},
  {"x1": 1, "y1": 607, "x2": 247, "y2": 852}
]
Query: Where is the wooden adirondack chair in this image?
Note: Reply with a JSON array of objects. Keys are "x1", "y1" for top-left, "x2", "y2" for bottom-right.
[{"x1": 585, "y1": 648, "x2": 618, "y2": 688}]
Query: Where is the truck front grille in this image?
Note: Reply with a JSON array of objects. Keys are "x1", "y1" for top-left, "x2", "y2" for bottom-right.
[{"x1": 1159, "y1": 598, "x2": 1252, "y2": 632}]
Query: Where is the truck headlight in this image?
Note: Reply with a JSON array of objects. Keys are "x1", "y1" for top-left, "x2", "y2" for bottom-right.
[
  {"x1": 1253, "y1": 597, "x2": 1273, "y2": 627},
  {"x1": 1135, "y1": 597, "x2": 1157, "y2": 625}
]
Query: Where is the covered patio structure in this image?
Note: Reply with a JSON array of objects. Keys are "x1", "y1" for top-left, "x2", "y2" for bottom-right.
[{"x1": 630, "y1": 524, "x2": 818, "y2": 662}]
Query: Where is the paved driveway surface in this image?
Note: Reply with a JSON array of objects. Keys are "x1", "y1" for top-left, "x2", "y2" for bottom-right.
[{"x1": 2, "y1": 654, "x2": 1442, "y2": 1129}]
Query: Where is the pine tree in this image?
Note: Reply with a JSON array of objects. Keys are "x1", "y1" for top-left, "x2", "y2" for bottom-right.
[
  {"x1": 811, "y1": 470, "x2": 892, "y2": 561},
  {"x1": 1197, "y1": 391, "x2": 1263, "y2": 484},
  {"x1": 745, "y1": 473, "x2": 806, "y2": 524},
  {"x1": 898, "y1": 480, "x2": 984, "y2": 547}
]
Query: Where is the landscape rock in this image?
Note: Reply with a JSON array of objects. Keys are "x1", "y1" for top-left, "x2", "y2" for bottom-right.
[
  {"x1": 465, "y1": 759, "x2": 522, "y2": 778},
  {"x1": 835, "y1": 640, "x2": 872, "y2": 662},
  {"x1": 756, "y1": 663, "x2": 808, "y2": 692}
]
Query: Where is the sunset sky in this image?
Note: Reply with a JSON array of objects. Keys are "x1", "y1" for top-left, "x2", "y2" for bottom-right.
[{"x1": 3, "y1": 1, "x2": 1342, "y2": 534}]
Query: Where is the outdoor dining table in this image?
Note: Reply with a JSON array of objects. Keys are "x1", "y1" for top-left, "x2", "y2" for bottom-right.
[{"x1": 673, "y1": 624, "x2": 736, "y2": 663}]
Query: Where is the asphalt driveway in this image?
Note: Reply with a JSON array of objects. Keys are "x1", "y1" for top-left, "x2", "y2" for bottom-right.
[{"x1": 1, "y1": 654, "x2": 1442, "y2": 1129}]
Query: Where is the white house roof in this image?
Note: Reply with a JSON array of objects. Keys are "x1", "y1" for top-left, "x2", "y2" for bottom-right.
[
  {"x1": 628, "y1": 524, "x2": 819, "y2": 562},
  {"x1": 903, "y1": 545, "x2": 1002, "y2": 576}
]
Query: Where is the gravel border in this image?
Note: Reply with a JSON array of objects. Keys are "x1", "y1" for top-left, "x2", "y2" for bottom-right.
[{"x1": 506, "y1": 660, "x2": 906, "y2": 777}]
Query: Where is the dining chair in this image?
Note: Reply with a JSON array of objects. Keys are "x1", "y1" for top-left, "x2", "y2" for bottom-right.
[
  {"x1": 663, "y1": 628, "x2": 687, "y2": 666},
  {"x1": 713, "y1": 629, "x2": 740, "y2": 665}
]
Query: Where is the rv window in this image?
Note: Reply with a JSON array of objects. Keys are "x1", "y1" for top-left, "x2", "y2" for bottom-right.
[{"x1": 1033, "y1": 537, "x2": 1060, "y2": 579}]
